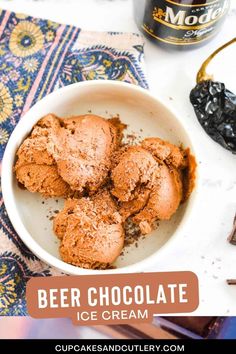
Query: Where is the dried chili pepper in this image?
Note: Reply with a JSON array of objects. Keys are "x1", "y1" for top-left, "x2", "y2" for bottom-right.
[{"x1": 190, "y1": 38, "x2": 236, "y2": 154}]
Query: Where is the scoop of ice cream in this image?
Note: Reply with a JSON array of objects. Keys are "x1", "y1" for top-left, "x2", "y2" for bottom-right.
[
  {"x1": 141, "y1": 138, "x2": 196, "y2": 201},
  {"x1": 111, "y1": 146, "x2": 158, "y2": 202},
  {"x1": 141, "y1": 137, "x2": 186, "y2": 168},
  {"x1": 54, "y1": 190, "x2": 124, "y2": 269},
  {"x1": 50, "y1": 114, "x2": 120, "y2": 194},
  {"x1": 15, "y1": 123, "x2": 71, "y2": 198},
  {"x1": 133, "y1": 164, "x2": 183, "y2": 234},
  {"x1": 111, "y1": 138, "x2": 190, "y2": 235},
  {"x1": 15, "y1": 113, "x2": 122, "y2": 197}
]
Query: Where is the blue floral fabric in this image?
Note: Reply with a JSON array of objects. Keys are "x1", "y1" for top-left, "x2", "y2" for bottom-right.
[{"x1": 0, "y1": 9, "x2": 148, "y2": 316}]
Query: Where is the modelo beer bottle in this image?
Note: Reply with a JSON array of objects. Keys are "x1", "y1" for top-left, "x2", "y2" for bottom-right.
[{"x1": 134, "y1": 0, "x2": 230, "y2": 49}]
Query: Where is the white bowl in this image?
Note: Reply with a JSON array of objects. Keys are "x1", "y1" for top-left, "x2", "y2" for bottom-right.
[{"x1": 2, "y1": 80, "x2": 198, "y2": 275}]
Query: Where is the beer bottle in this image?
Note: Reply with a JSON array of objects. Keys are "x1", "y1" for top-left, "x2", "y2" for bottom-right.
[{"x1": 134, "y1": 0, "x2": 230, "y2": 49}]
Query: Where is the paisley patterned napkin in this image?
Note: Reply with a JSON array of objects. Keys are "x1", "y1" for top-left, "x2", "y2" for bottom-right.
[{"x1": 0, "y1": 9, "x2": 148, "y2": 315}]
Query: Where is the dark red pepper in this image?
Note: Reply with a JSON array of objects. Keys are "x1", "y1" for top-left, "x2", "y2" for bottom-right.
[{"x1": 190, "y1": 38, "x2": 236, "y2": 154}]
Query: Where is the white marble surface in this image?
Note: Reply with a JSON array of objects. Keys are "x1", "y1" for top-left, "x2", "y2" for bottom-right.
[{"x1": 0, "y1": 0, "x2": 236, "y2": 316}]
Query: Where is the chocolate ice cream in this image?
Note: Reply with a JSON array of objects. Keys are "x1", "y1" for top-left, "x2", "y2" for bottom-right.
[
  {"x1": 54, "y1": 190, "x2": 124, "y2": 269},
  {"x1": 111, "y1": 146, "x2": 158, "y2": 202},
  {"x1": 15, "y1": 113, "x2": 122, "y2": 197},
  {"x1": 111, "y1": 138, "x2": 195, "y2": 235},
  {"x1": 15, "y1": 119, "x2": 71, "y2": 198},
  {"x1": 49, "y1": 114, "x2": 121, "y2": 194},
  {"x1": 15, "y1": 111, "x2": 196, "y2": 270},
  {"x1": 133, "y1": 164, "x2": 183, "y2": 234},
  {"x1": 141, "y1": 137, "x2": 186, "y2": 168}
]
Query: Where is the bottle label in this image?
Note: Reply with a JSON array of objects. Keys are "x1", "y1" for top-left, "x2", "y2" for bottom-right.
[{"x1": 142, "y1": 0, "x2": 229, "y2": 46}]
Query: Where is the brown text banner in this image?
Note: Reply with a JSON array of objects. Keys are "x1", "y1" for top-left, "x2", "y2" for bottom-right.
[{"x1": 26, "y1": 271, "x2": 199, "y2": 325}]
